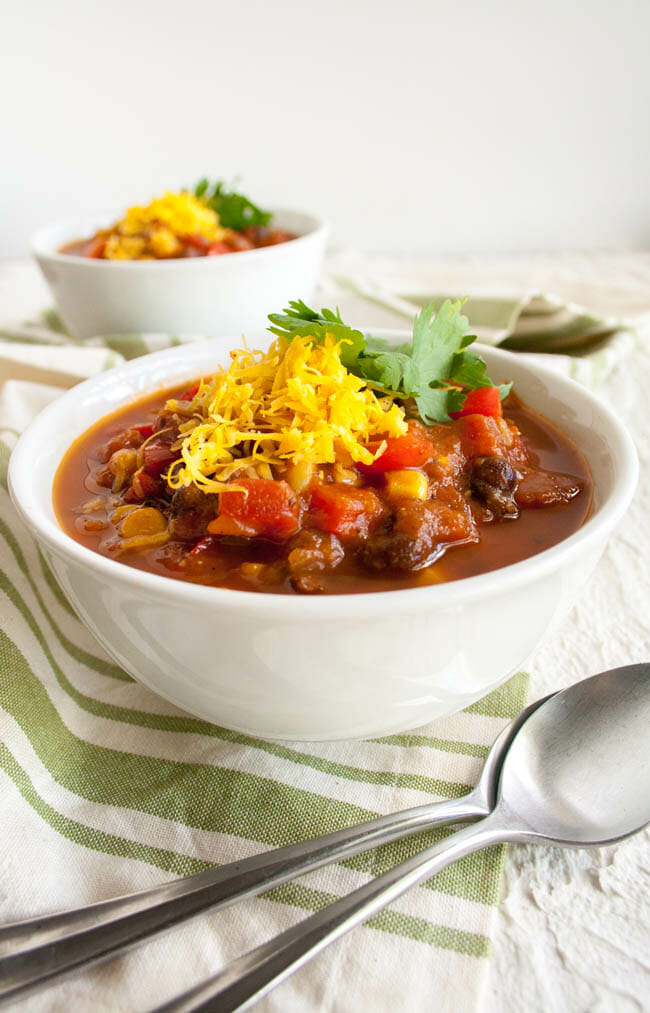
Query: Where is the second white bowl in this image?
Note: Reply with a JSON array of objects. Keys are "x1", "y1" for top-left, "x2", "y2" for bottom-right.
[{"x1": 31, "y1": 208, "x2": 328, "y2": 339}]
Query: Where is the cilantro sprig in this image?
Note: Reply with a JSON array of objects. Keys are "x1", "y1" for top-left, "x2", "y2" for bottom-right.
[
  {"x1": 194, "y1": 179, "x2": 272, "y2": 231},
  {"x1": 268, "y1": 299, "x2": 511, "y2": 423},
  {"x1": 268, "y1": 301, "x2": 366, "y2": 369}
]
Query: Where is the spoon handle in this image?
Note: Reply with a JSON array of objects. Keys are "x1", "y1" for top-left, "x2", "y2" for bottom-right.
[
  {"x1": 153, "y1": 814, "x2": 508, "y2": 1013},
  {"x1": 0, "y1": 793, "x2": 484, "y2": 1004}
]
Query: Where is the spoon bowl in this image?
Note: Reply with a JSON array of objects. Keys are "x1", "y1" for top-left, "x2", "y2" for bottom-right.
[{"x1": 496, "y1": 663, "x2": 650, "y2": 845}]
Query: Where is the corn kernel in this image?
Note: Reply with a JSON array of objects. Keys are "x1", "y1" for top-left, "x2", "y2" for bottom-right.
[
  {"x1": 385, "y1": 469, "x2": 429, "y2": 501},
  {"x1": 285, "y1": 460, "x2": 315, "y2": 492},
  {"x1": 239, "y1": 562, "x2": 266, "y2": 579}
]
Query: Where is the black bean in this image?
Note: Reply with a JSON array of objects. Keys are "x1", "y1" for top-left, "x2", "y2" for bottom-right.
[{"x1": 469, "y1": 456, "x2": 519, "y2": 518}]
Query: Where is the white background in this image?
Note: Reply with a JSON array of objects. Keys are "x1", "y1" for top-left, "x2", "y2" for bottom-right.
[{"x1": 2, "y1": 0, "x2": 650, "y2": 258}]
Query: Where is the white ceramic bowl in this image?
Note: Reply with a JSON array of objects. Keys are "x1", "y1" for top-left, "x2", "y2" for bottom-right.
[
  {"x1": 8, "y1": 334, "x2": 638, "y2": 740},
  {"x1": 31, "y1": 209, "x2": 328, "y2": 339}
]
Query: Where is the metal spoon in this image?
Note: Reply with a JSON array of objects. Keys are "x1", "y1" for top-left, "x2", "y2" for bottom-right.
[
  {"x1": 0, "y1": 697, "x2": 544, "y2": 1004},
  {"x1": 154, "y1": 663, "x2": 650, "y2": 1013}
]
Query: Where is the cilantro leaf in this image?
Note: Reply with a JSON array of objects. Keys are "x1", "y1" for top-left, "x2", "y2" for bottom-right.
[
  {"x1": 449, "y1": 350, "x2": 493, "y2": 389},
  {"x1": 411, "y1": 300, "x2": 473, "y2": 387},
  {"x1": 364, "y1": 335, "x2": 413, "y2": 356},
  {"x1": 355, "y1": 299, "x2": 481, "y2": 421},
  {"x1": 410, "y1": 300, "x2": 475, "y2": 421},
  {"x1": 359, "y1": 351, "x2": 421, "y2": 397},
  {"x1": 267, "y1": 301, "x2": 366, "y2": 368},
  {"x1": 195, "y1": 179, "x2": 272, "y2": 231}
]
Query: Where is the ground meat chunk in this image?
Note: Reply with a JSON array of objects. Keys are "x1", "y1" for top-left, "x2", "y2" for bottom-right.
[
  {"x1": 152, "y1": 411, "x2": 180, "y2": 435},
  {"x1": 469, "y1": 456, "x2": 519, "y2": 518},
  {"x1": 362, "y1": 498, "x2": 478, "y2": 571},
  {"x1": 515, "y1": 471, "x2": 583, "y2": 508},
  {"x1": 287, "y1": 530, "x2": 344, "y2": 575},
  {"x1": 286, "y1": 531, "x2": 345, "y2": 594},
  {"x1": 168, "y1": 485, "x2": 219, "y2": 541}
]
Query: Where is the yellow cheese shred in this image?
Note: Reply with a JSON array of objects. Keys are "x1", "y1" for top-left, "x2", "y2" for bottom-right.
[
  {"x1": 166, "y1": 334, "x2": 408, "y2": 493},
  {"x1": 103, "y1": 191, "x2": 231, "y2": 260}
]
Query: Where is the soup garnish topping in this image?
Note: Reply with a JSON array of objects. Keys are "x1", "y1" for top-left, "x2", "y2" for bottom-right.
[{"x1": 59, "y1": 181, "x2": 296, "y2": 260}]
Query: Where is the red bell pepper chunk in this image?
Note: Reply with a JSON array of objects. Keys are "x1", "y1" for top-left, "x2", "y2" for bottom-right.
[
  {"x1": 309, "y1": 483, "x2": 384, "y2": 540},
  {"x1": 450, "y1": 387, "x2": 502, "y2": 419},
  {"x1": 357, "y1": 432, "x2": 433, "y2": 476},
  {"x1": 208, "y1": 479, "x2": 300, "y2": 540},
  {"x1": 188, "y1": 535, "x2": 219, "y2": 557},
  {"x1": 123, "y1": 470, "x2": 164, "y2": 503}
]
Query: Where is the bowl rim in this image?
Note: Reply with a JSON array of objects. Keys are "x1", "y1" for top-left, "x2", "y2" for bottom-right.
[
  {"x1": 8, "y1": 334, "x2": 639, "y2": 618},
  {"x1": 30, "y1": 206, "x2": 329, "y2": 269}
]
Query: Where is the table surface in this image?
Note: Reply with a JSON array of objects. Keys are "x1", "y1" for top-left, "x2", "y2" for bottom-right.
[{"x1": 2, "y1": 252, "x2": 649, "y2": 1012}]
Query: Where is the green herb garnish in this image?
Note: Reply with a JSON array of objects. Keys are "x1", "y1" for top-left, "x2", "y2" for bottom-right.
[
  {"x1": 268, "y1": 299, "x2": 511, "y2": 423},
  {"x1": 268, "y1": 301, "x2": 366, "y2": 369},
  {"x1": 194, "y1": 179, "x2": 272, "y2": 231}
]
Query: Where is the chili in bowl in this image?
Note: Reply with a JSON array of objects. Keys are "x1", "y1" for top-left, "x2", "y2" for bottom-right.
[
  {"x1": 58, "y1": 182, "x2": 298, "y2": 261},
  {"x1": 53, "y1": 302, "x2": 592, "y2": 596},
  {"x1": 8, "y1": 302, "x2": 638, "y2": 740}
]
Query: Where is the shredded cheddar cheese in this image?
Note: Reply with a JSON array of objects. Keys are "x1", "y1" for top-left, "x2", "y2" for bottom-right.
[
  {"x1": 166, "y1": 334, "x2": 408, "y2": 493},
  {"x1": 103, "y1": 191, "x2": 231, "y2": 260}
]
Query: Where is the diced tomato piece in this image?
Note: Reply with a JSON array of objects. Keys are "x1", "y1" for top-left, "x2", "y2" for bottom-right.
[
  {"x1": 131, "y1": 423, "x2": 154, "y2": 439},
  {"x1": 264, "y1": 229, "x2": 294, "y2": 246},
  {"x1": 455, "y1": 414, "x2": 507, "y2": 460},
  {"x1": 309, "y1": 483, "x2": 384, "y2": 540},
  {"x1": 450, "y1": 387, "x2": 502, "y2": 419},
  {"x1": 142, "y1": 439, "x2": 178, "y2": 477},
  {"x1": 357, "y1": 432, "x2": 433, "y2": 476},
  {"x1": 242, "y1": 226, "x2": 293, "y2": 247},
  {"x1": 137, "y1": 471, "x2": 164, "y2": 497},
  {"x1": 183, "y1": 234, "x2": 212, "y2": 253},
  {"x1": 86, "y1": 236, "x2": 107, "y2": 258},
  {"x1": 178, "y1": 384, "x2": 200, "y2": 402},
  {"x1": 208, "y1": 479, "x2": 300, "y2": 540},
  {"x1": 224, "y1": 234, "x2": 254, "y2": 252},
  {"x1": 206, "y1": 241, "x2": 230, "y2": 256}
]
